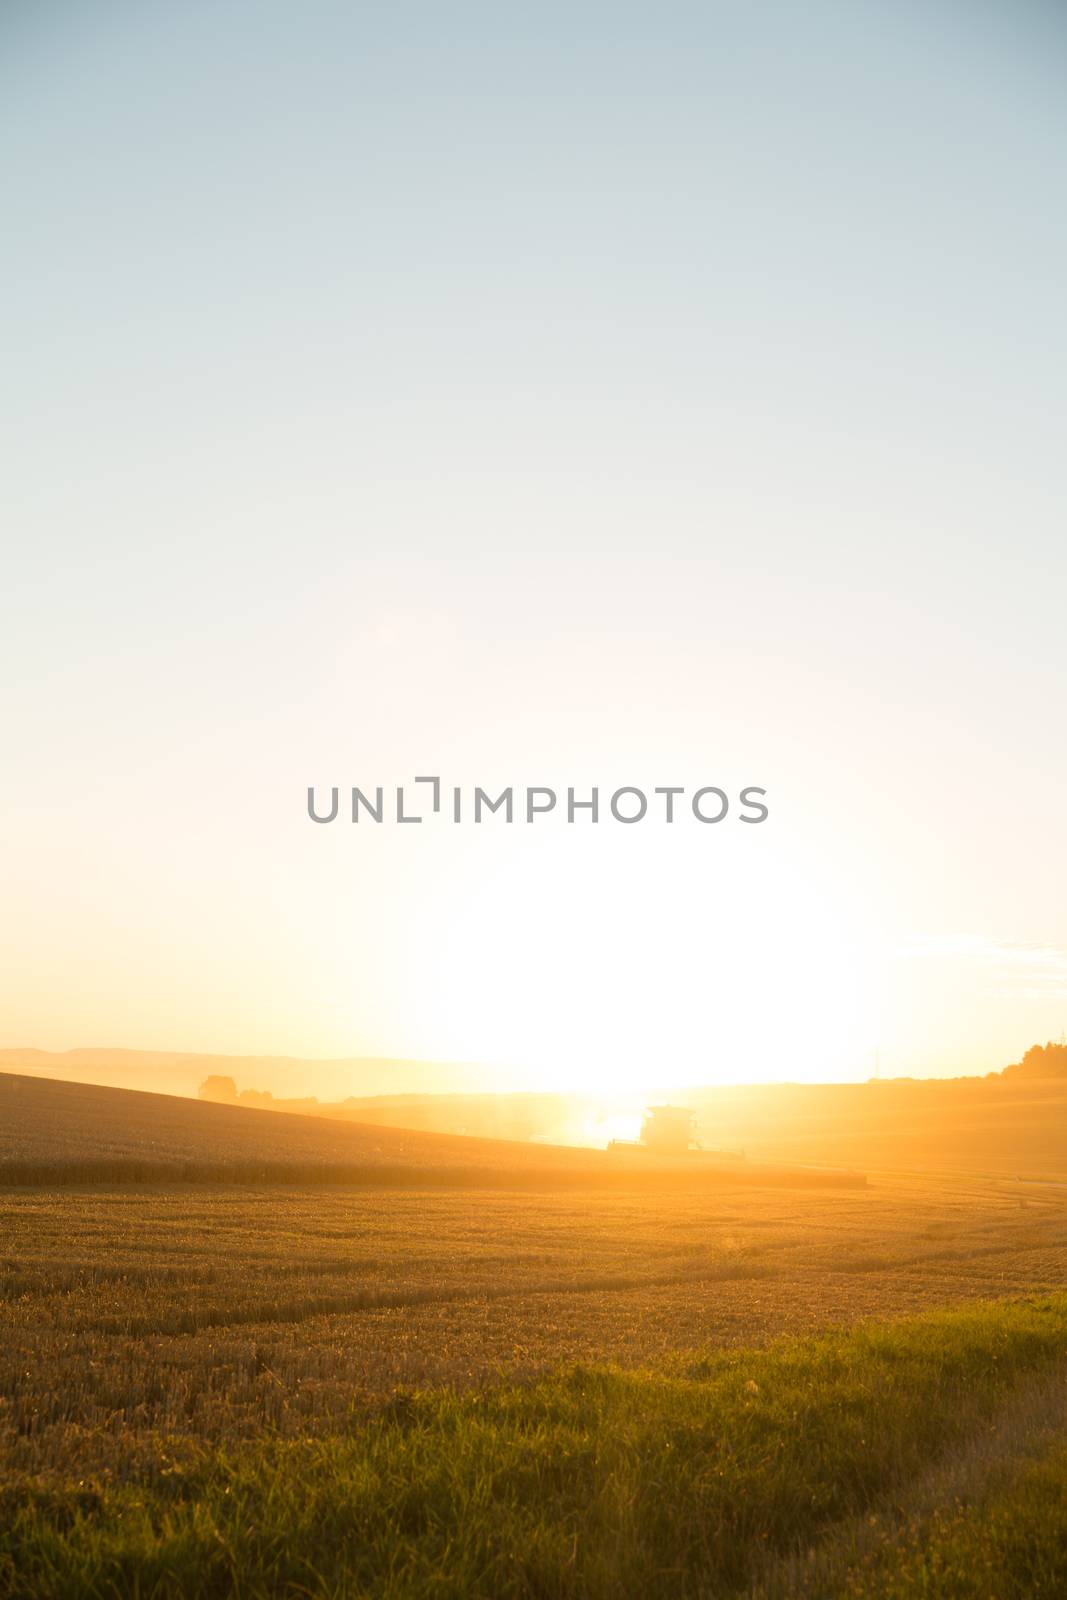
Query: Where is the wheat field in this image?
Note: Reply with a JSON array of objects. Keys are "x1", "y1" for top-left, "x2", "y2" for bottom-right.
[
  {"x1": 5, "y1": 1076, "x2": 1067, "y2": 1596},
  {"x1": 4, "y1": 1169, "x2": 1066, "y2": 1475}
]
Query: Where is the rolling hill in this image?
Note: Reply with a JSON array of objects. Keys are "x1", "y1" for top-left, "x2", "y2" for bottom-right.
[
  {"x1": 0, "y1": 1046, "x2": 498, "y2": 1102},
  {"x1": 0, "y1": 1072, "x2": 861, "y2": 1189}
]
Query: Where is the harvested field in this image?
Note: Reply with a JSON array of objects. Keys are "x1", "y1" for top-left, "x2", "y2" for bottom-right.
[
  {"x1": 5, "y1": 1229, "x2": 1067, "y2": 1596},
  {"x1": 6, "y1": 1073, "x2": 1067, "y2": 1595},
  {"x1": 3, "y1": 1169, "x2": 1066, "y2": 1479}
]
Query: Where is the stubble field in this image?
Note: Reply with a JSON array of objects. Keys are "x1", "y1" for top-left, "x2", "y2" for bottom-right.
[
  {"x1": 6, "y1": 1173, "x2": 1067, "y2": 1596},
  {"x1": 6, "y1": 1077, "x2": 1067, "y2": 1596}
]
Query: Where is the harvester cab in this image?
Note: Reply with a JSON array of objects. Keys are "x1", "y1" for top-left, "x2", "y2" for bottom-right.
[{"x1": 638, "y1": 1105, "x2": 701, "y2": 1154}]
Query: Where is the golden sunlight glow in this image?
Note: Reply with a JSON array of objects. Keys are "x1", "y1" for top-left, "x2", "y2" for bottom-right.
[{"x1": 415, "y1": 834, "x2": 878, "y2": 1093}]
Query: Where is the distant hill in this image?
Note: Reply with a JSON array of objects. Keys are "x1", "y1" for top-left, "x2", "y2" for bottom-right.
[
  {"x1": 7, "y1": 1044, "x2": 1067, "y2": 1180},
  {"x1": 0, "y1": 1070, "x2": 591, "y2": 1176},
  {"x1": 0, "y1": 1047, "x2": 504, "y2": 1102},
  {"x1": 198, "y1": 1071, "x2": 1067, "y2": 1179},
  {"x1": 680, "y1": 1075, "x2": 1067, "y2": 1177},
  {"x1": 0, "y1": 1074, "x2": 861, "y2": 1190}
]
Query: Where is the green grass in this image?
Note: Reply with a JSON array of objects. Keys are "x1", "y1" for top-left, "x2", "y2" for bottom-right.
[
  {"x1": 826, "y1": 1440, "x2": 1067, "y2": 1598},
  {"x1": 5, "y1": 1294, "x2": 1067, "y2": 1598}
]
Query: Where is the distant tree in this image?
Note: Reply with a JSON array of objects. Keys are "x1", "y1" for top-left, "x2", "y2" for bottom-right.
[
  {"x1": 1001, "y1": 1041, "x2": 1067, "y2": 1078},
  {"x1": 198, "y1": 1075, "x2": 238, "y2": 1103},
  {"x1": 238, "y1": 1088, "x2": 275, "y2": 1106}
]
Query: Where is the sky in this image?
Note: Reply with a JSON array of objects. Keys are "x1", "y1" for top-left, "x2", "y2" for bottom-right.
[{"x1": 2, "y1": 0, "x2": 1066, "y2": 1094}]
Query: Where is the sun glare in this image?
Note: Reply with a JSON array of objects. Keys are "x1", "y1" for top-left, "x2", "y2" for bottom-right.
[{"x1": 416, "y1": 833, "x2": 878, "y2": 1094}]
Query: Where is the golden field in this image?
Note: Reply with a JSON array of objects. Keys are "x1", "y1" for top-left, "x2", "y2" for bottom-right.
[
  {"x1": 6, "y1": 1072, "x2": 1067, "y2": 1596},
  {"x1": 3, "y1": 1075, "x2": 1067, "y2": 1479}
]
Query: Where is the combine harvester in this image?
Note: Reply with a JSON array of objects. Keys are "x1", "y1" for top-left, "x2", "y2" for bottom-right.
[
  {"x1": 604, "y1": 1104, "x2": 867, "y2": 1188},
  {"x1": 608, "y1": 1104, "x2": 745, "y2": 1163}
]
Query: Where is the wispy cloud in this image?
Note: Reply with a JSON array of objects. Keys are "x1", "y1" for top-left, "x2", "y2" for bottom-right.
[{"x1": 898, "y1": 935, "x2": 1067, "y2": 999}]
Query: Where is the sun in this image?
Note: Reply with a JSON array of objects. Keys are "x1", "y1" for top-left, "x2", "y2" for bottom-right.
[{"x1": 407, "y1": 826, "x2": 879, "y2": 1094}]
